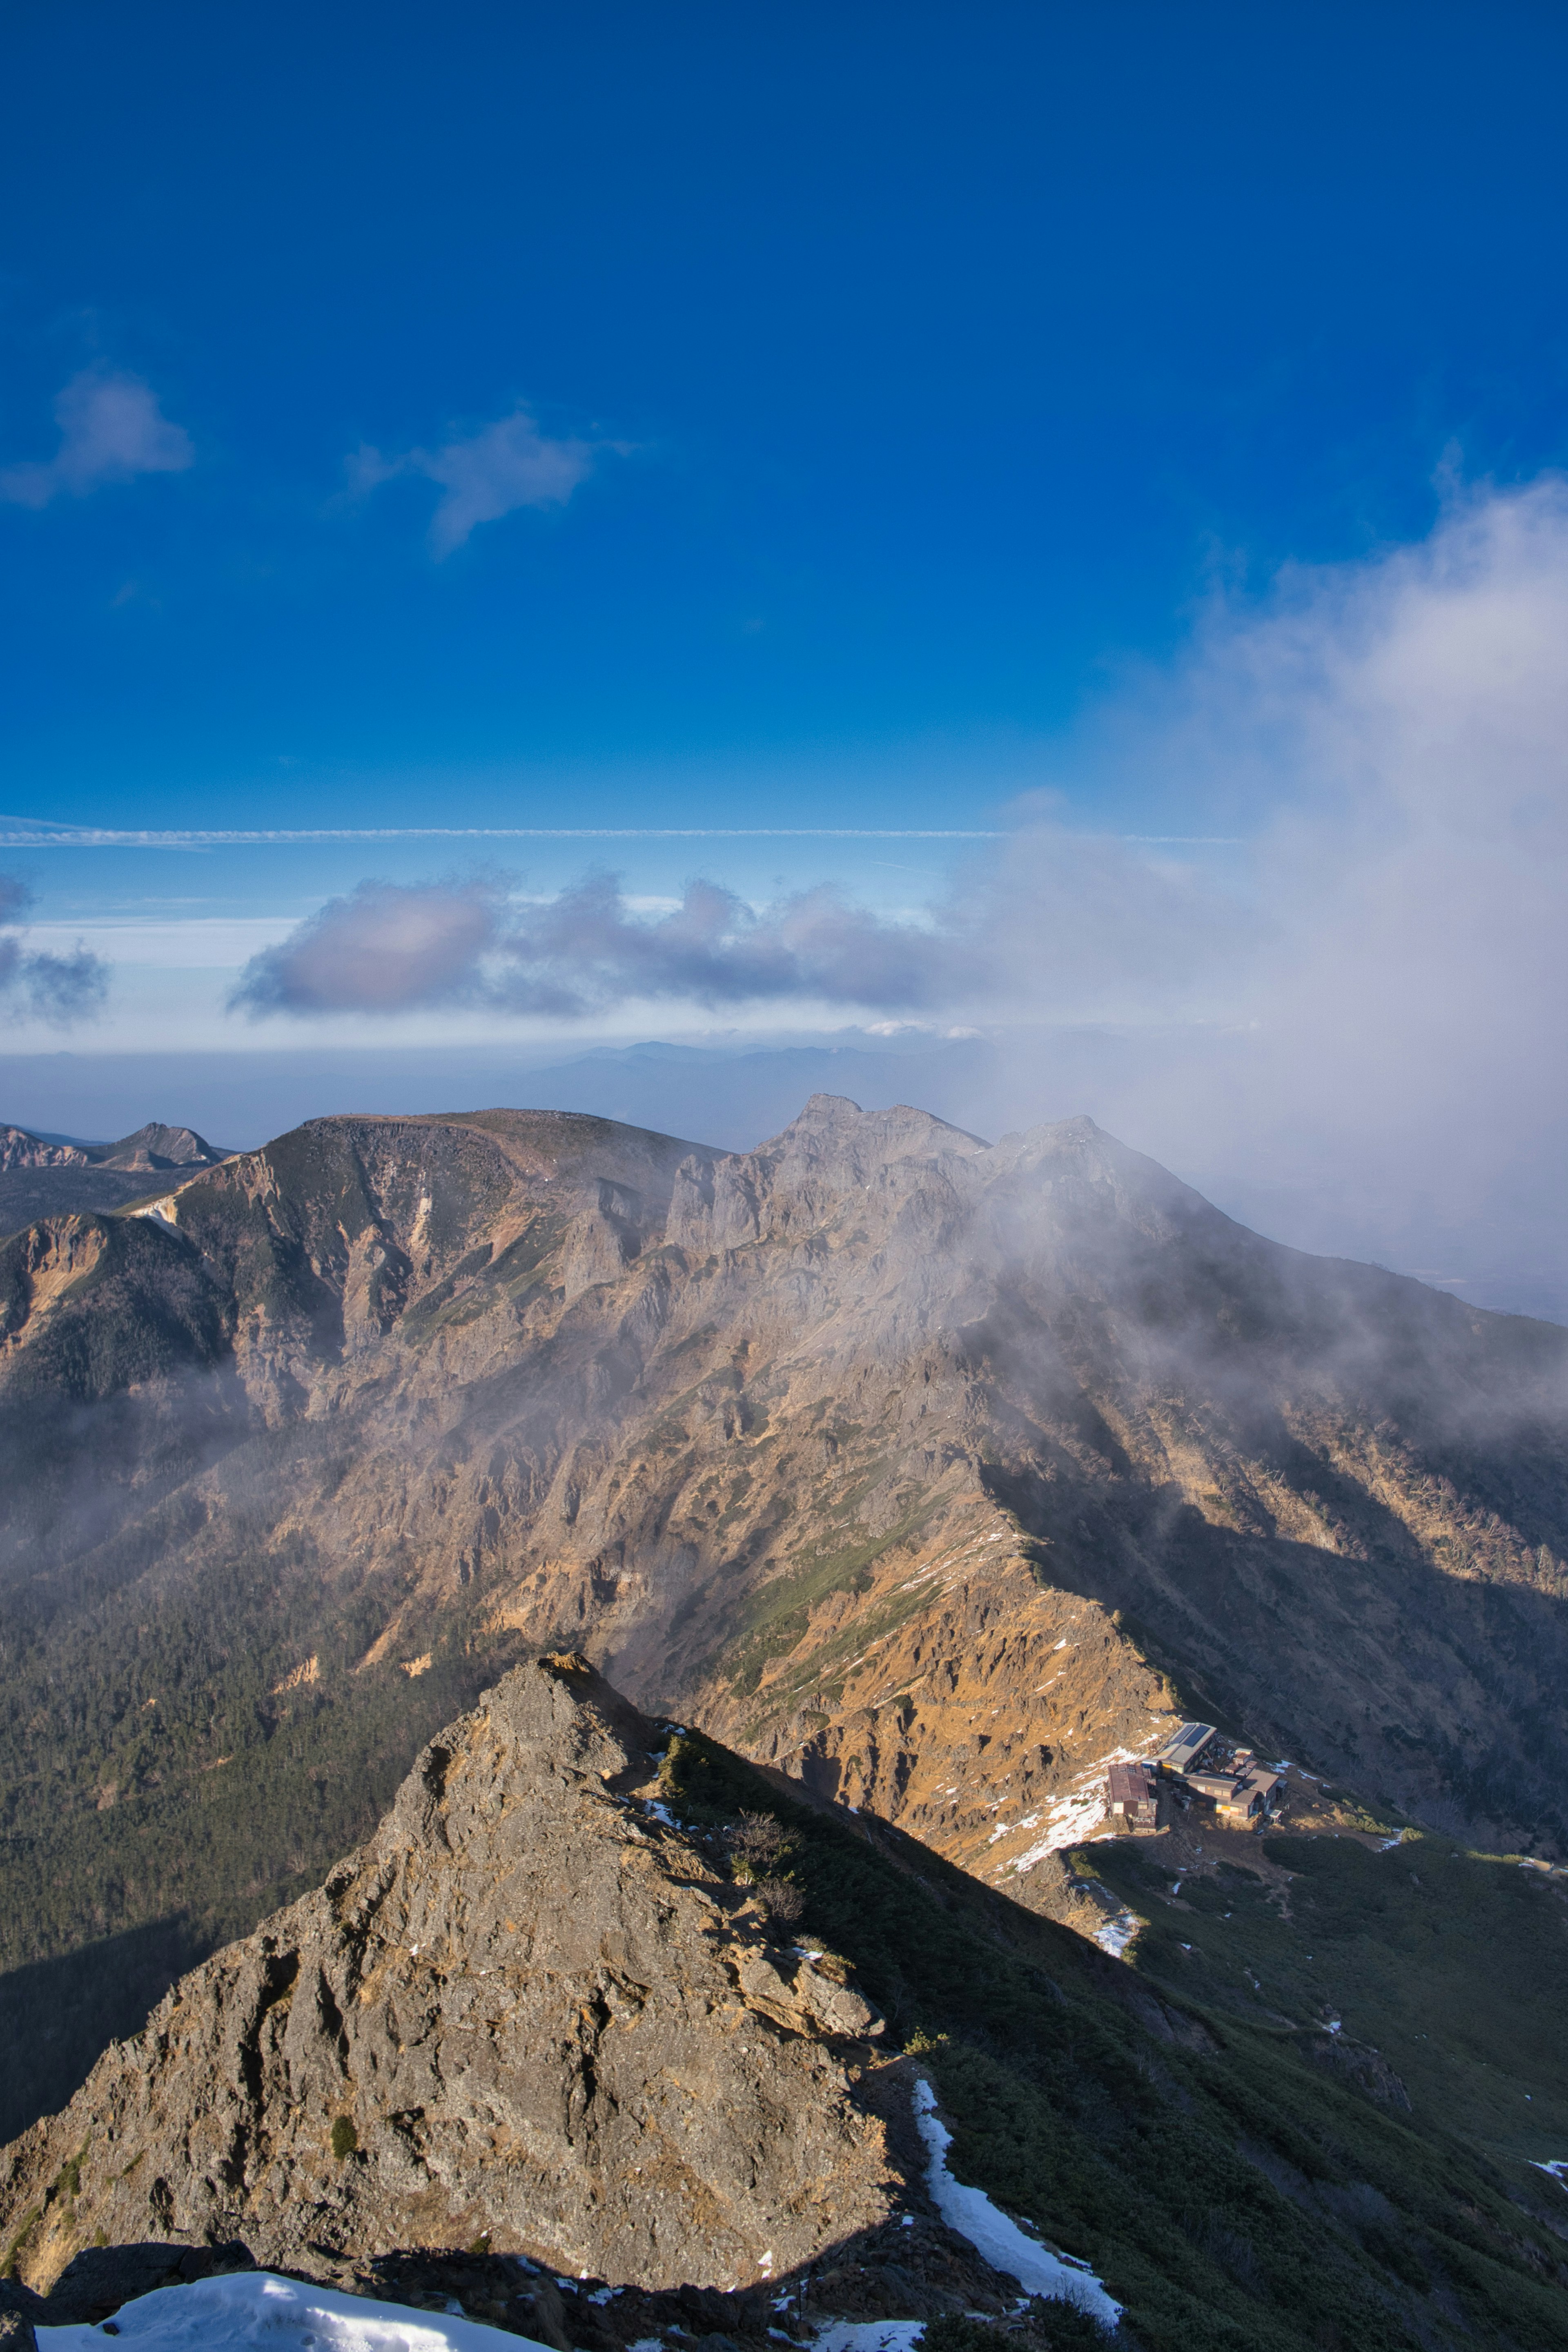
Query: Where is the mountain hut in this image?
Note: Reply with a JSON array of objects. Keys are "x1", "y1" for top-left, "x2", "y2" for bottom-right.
[{"x1": 1106, "y1": 1759, "x2": 1160, "y2": 1829}]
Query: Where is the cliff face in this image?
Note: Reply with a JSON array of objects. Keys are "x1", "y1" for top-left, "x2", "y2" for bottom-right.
[
  {"x1": 0, "y1": 1656, "x2": 891, "y2": 2297},
  {"x1": 4, "y1": 1093, "x2": 1568, "y2": 2111}
]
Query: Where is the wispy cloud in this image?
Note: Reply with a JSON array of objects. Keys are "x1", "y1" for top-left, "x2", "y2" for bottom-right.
[
  {"x1": 0, "y1": 873, "x2": 109, "y2": 1024},
  {"x1": 0, "y1": 367, "x2": 194, "y2": 509},
  {"x1": 347, "y1": 403, "x2": 600, "y2": 555}
]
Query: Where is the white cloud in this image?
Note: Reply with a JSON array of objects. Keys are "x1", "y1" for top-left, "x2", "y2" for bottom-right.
[
  {"x1": 347, "y1": 403, "x2": 599, "y2": 556},
  {"x1": 229, "y1": 871, "x2": 968, "y2": 1019},
  {"x1": 0, "y1": 366, "x2": 194, "y2": 508}
]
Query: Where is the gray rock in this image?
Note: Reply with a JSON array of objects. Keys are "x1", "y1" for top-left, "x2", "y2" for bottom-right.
[{"x1": 0, "y1": 1657, "x2": 895, "y2": 2301}]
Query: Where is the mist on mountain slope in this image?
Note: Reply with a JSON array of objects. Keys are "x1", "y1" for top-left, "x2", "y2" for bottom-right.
[{"x1": 6, "y1": 1098, "x2": 1568, "y2": 1863}]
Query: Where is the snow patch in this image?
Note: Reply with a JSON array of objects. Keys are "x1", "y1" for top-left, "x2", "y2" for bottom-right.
[
  {"x1": 1093, "y1": 1909, "x2": 1140, "y2": 1960},
  {"x1": 1532, "y1": 2160, "x2": 1568, "y2": 2191},
  {"x1": 38, "y1": 2270, "x2": 546, "y2": 2350},
  {"x1": 810, "y1": 2326, "x2": 926, "y2": 2352},
  {"x1": 911, "y1": 2079, "x2": 1120, "y2": 2328},
  {"x1": 1008, "y1": 1786, "x2": 1105, "y2": 1872}
]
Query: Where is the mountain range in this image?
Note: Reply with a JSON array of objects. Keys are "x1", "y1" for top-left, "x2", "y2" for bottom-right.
[
  {"x1": 0, "y1": 1121, "x2": 232, "y2": 1236},
  {"x1": 2, "y1": 1095, "x2": 1567, "y2": 2344}
]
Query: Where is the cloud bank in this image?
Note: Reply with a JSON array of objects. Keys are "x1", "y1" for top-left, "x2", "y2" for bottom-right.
[
  {"x1": 0, "y1": 368, "x2": 194, "y2": 508},
  {"x1": 231, "y1": 872, "x2": 974, "y2": 1017},
  {"x1": 0, "y1": 876, "x2": 109, "y2": 1024},
  {"x1": 348, "y1": 405, "x2": 599, "y2": 555}
]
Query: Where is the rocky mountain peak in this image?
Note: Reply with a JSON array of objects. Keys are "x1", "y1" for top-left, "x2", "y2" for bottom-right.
[
  {"x1": 95, "y1": 1123, "x2": 229, "y2": 1172},
  {"x1": 0, "y1": 1656, "x2": 893, "y2": 2301},
  {"x1": 775, "y1": 1092, "x2": 989, "y2": 1157}
]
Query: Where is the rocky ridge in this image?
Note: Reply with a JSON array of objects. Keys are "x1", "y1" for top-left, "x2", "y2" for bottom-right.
[
  {"x1": 0, "y1": 1655, "x2": 892, "y2": 2299},
  {"x1": 6, "y1": 1655, "x2": 1568, "y2": 2352}
]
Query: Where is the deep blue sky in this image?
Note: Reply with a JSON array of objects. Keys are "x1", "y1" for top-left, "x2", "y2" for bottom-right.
[{"x1": 5, "y1": 0, "x2": 1568, "y2": 832}]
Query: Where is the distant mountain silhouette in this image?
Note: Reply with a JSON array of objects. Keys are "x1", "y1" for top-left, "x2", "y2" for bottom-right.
[{"x1": 0, "y1": 1119, "x2": 233, "y2": 1235}]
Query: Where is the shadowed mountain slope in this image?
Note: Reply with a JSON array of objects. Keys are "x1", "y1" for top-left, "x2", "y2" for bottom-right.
[
  {"x1": 4, "y1": 1097, "x2": 1568, "y2": 2145},
  {"x1": 5, "y1": 1655, "x2": 1567, "y2": 2352}
]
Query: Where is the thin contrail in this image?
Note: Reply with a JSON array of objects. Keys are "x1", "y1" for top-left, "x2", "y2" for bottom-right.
[
  {"x1": 0, "y1": 822, "x2": 1004, "y2": 846},
  {"x1": 0, "y1": 819, "x2": 1242, "y2": 848}
]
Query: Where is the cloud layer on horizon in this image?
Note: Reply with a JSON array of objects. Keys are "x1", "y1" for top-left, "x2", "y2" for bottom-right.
[{"x1": 231, "y1": 871, "x2": 978, "y2": 1017}]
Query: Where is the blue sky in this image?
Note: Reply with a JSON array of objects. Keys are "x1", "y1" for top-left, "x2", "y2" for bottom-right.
[
  {"x1": 5, "y1": 3, "x2": 1568, "y2": 1314},
  {"x1": 6, "y1": 2, "x2": 1567, "y2": 829}
]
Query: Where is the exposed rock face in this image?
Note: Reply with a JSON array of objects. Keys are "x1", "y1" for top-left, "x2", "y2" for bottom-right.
[
  {"x1": 8, "y1": 1093, "x2": 1568, "y2": 2144},
  {"x1": 0, "y1": 1128, "x2": 93, "y2": 1174},
  {"x1": 0, "y1": 1657, "x2": 892, "y2": 2299}
]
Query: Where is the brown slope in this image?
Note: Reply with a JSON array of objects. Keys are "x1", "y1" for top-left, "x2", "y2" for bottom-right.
[{"x1": 4, "y1": 1090, "x2": 1568, "y2": 2056}]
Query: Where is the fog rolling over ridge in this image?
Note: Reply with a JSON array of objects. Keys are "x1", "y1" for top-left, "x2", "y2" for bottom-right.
[{"x1": 3, "y1": 1089, "x2": 1568, "y2": 2151}]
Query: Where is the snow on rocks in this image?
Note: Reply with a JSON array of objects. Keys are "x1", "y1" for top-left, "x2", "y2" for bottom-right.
[
  {"x1": 809, "y1": 2325, "x2": 927, "y2": 2352},
  {"x1": 1092, "y1": 1909, "x2": 1140, "y2": 1960},
  {"x1": 911, "y1": 2079, "x2": 1121, "y2": 2328},
  {"x1": 37, "y1": 2269, "x2": 549, "y2": 2350},
  {"x1": 1002, "y1": 1748, "x2": 1139, "y2": 1875}
]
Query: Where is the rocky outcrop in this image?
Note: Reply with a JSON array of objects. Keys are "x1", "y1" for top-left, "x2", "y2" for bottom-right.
[{"x1": 0, "y1": 1657, "x2": 893, "y2": 2299}]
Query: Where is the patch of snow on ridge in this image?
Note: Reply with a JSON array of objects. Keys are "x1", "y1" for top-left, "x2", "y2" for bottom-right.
[
  {"x1": 1003, "y1": 1743, "x2": 1170, "y2": 1878},
  {"x1": 911, "y1": 2079, "x2": 1121, "y2": 2328},
  {"x1": 810, "y1": 2326, "x2": 927, "y2": 2352},
  {"x1": 37, "y1": 2269, "x2": 546, "y2": 2349},
  {"x1": 1532, "y1": 2160, "x2": 1568, "y2": 2191},
  {"x1": 1008, "y1": 1781, "x2": 1111, "y2": 1871},
  {"x1": 1093, "y1": 1909, "x2": 1140, "y2": 1960}
]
